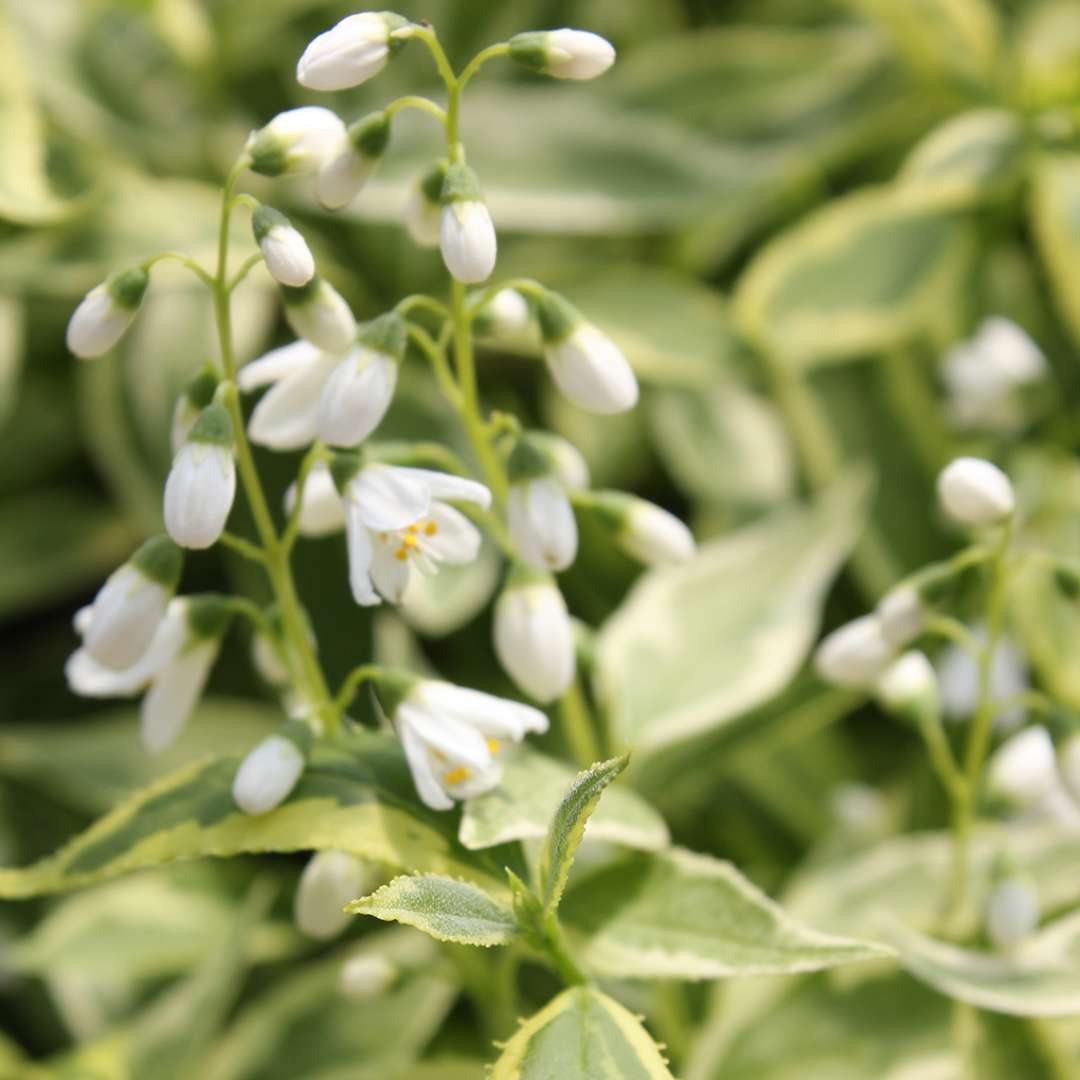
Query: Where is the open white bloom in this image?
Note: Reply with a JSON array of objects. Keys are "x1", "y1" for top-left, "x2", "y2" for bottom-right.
[
  {"x1": 938, "y1": 627, "x2": 1027, "y2": 730},
  {"x1": 164, "y1": 404, "x2": 236, "y2": 550},
  {"x1": 67, "y1": 596, "x2": 229, "y2": 753},
  {"x1": 494, "y1": 564, "x2": 575, "y2": 704},
  {"x1": 317, "y1": 112, "x2": 391, "y2": 210},
  {"x1": 232, "y1": 722, "x2": 311, "y2": 815},
  {"x1": 252, "y1": 206, "x2": 314, "y2": 287},
  {"x1": 986, "y1": 875, "x2": 1039, "y2": 950},
  {"x1": 876, "y1": 584, "x2": 924, "y2": 648},
  {"x1": 509, "y1": 29, "x2": 615, "y2": 81},
  {"x1": 66, "y1": 266, "x2": 149, "y2": 359},
  {"x1": 404, "y1": 164, "x2": 446, "y2": 248},
  {"x1": 439, "y1": 164, "x2": 496, "y2": 284},
  {"x1": 340, "y1": 953, "x2": 396, "y2": 999},
  {"x1": 296, "y1": 11, "x2": 408, "y2": 91},
  {"x1": 373, "y1": 672, "x2": 548, "y2": 810},
  {"x1": 937, "y1": 457, "x2": 1015, "y2": 528},
  {"x1": 285, "y1": 462, "x2": 347, "y2": 537},
  {"x1": 317, "y1": 312, "x2": 404, "y2": 447},
  {"x1": 988, "y1": 726, "x2": 1059, "y2": 809},
  {"x1": 333, "y1": 458, "x2": 491, "y2": 605},
  {"x1": 281, "y1": 276, "x2": 357, "y2": 353},
  {"x1": 536, "y1": 289, "x2": 637, "y2": 414},
  {"x1": 246, "y1": 107, "x2": 346, "y2": 177},
  {"x1": 294, "y1": 851, "x2": 373, "y2": 940},
  {"x1": 80, "y1": 536, "x2": 183, "y2": 670},
  {"x1": 815, "y1": 614, "x2": 893, "y2": 688}
]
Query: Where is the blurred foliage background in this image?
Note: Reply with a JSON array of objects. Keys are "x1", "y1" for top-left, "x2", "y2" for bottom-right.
[{"x1": 5, "y1": 0, "x2": 1080, "y2": 1075}]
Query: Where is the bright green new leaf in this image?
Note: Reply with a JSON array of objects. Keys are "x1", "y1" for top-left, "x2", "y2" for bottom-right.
[
  {"x1": 491, "y1": 986, "x2": 673, "y2": 1080},
  {"x1": 459, "y1": 744, "x2": 668, "y2": 853},
  {"x1": 346, "y1": 874, "x2": 518, "y2": 947},
  {"x1": 538, "y1": 755, "x2": 629, "y2": 915},
  {"x1": 1030, "y1": 151, "x2": 1080, "y2": 352},
  {"x1": 561, "y1": 848, "x2": 889, "y2": 980}
]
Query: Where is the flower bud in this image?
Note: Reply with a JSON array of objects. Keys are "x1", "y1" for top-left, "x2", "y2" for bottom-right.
[
  {"x1": 294, "y1": 851, "x2": 372, "y2": 939},
  {"x1": 284, "y1": 461, "x2": 346, "y2": 538},
  {"x1": 473, "y1": 287, "x2": 531, "y2": 338},
  {"x1": 535, "y1": 289, "x2": 638, "y2": 414},
  {"x1": 876, "y1": 584, "x2": 925, "y2": 648},
  {"x1": 340, "y1": 952, "x2": 397, "y2": 999},
  {"x1": 508, "y1": 29, "x2": 616, "y2": 81},
  {"x1": 252, "y1": 621, "x2": 290, "y2": 688},
  {"x1": 404, "y1": 163, "x2": 446, "y2": 249},
  {"x1": 246, "y1": 107, "x2": 346, "y2": 177},
  {"x1": 232, "y1": 721, "x2": 311, "y2": 816},
  {"x1": 988, "y1": 726, "x2": 1057, "y2": 810},
  {"x1": 528, "y1": 432, "x2": 589, "y2": 493},
  {"x1": 937, "y1": 457, "x2": 1015, "y2": 528},
  {"x1": 252, "y1": 206, "x2": 314, "y2": 287},
  {"x1": 876, "y1": 651, "x2": 938, "y2": 722},
  {"x1": 439, "y1": 164, "x2": 496, "y2": 284},
  {"x1": 507, "y1": 436, "x2": 578, "y2": 572},
  {"x1": 494, "y1": 562, "x2": 576, "y2": 704},
  {"x1": 317, "y1": 112, "x2": 391, "y2": 210},
  {"x1": 164, "y1": 404, "x2": 236, "y2": 550},
  {"x1": 66, "y1": 266, "x2": 149, "y2": 359},
  {"x1": 171, "y1": 365, "x2": 219, "y2": 454},
  {"x1": 985, "y1": 869, "x2": 1039, "y2": 950},
  {"x1": 281, "y1": 276, "x2": 357, "y2": 353},
  {"x1": 296, "y1": 12, "x2": 409, "y2": 91},
  {"x1": 579, "y1": 490, "x2": 695, "y2": 566},
  {"x1": 815, "y1": 615, "x2": 893, "y2": 688}
]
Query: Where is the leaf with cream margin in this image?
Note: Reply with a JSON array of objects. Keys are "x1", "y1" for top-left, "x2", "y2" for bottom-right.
[{"x1": 595, "y1": 471, "x2": 869, "y2": 754}]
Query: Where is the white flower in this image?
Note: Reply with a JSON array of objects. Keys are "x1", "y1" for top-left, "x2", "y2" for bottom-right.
[
  {"x1": 988, "y1": 726, "x2": 1059, "y2": 809},
  {"x1": 79, "y1": 536, "x2": 182, "y2": 670},
  {"x1": 494, "y1": 566, "x2": 575, "y2": 704},
  {"x1": 284, "y1": 462, "x2": 347, "y2": 538},
  {"x1": 296, "y1": 12, "x2": 407, "y2": 91},
  {"x1": 815, "y1": 615, "x2": 894, "y2": 688},
  {"x1": 508, "y1": 476, "x2": 577, "y2": 572},
  {"x1": 232, "y1": 725, "x2": 310, "y2": 815},
  {"x1": 252, "y1": 206, "x2": 314, "y2": 287},
  {"x1": 986, "y1": 876, "x2": 1039, "y2": 950},
  {"x1": 937, "y1": 457, "x2": 1015, "y2": 528},
  {"x1": 164, "y1": 404, "x2": 236, "y2": 550},
  {"x1": 67, "y1": 596, "x2": 228, "y2": 753},
  {"x1": 404, "y1": 165, "x2": 446, "y2": 249},
  {"x1": 439, "y1": 164, "x2": 496, "y2": 283},
  {"x1": 340, "y1": 953, "x2": 396, "y2": 999},
  {"x1": 937, "y1": 627, "x2": 1027, "y2": 730},
  {"x1": 536, "y1": 290, "x2": 638, "y2": 414},
  {"x1": 876, "y1": 651, "x2": 938, "y2": 718},
  {"x1": 66, "y1": 266, "x2": 149, "y2": 359},
  {"x1": 246, "y1": 107, "x2": 346, "y2": 177},
  {"x1": 281, "y1": 276, "x2": 357, "y2": 354},
  {"x1": 621, "y1": 499, "x2": 695, "y2": 565},
  {"x1": 528, "y1": 432, "x2": 589, "y2": 492},
  {"x1": 375, "y1": 673, "x2": 548, "y2": 810},
  {"x1": 876, "y1": 584, "x2": 924, "y2": 648},
  {"x1": 509, "y1": 29, "x2": 615, "y2": 81},
  {"x1": 294, "y1": 851, "x2": 373, "y2": 940},
  {"x1": 475, "y1": 288, "x2": 531, "y2": 338},
  {"x1": 336, "y1": 461, "x2": 491, "y2": 605},
  {"x1": 317, "y1": 112, "x2": 391, "y2": 210}
]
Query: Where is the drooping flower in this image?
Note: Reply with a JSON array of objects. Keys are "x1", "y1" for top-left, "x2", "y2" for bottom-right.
[
  {"x1": 296, "y1": 12, "x2": 409, "y2": 92},
  {"x1": 815, "y1": 615, "x2": 894, "y2": 688},
  {"x1": 506, "y1": 434, "x2": 578, "y2": 572},
  {"x1": 576, "y1": 490, "x2": 695, "y2": 566},
  {"x1": 280, "y1": 276, "x2": 357, "y2": 354},
  {"x1": 294, "y1": 851, "x2": 374, "y2": 939},
  {"x1": 66, "y1": 266, "x2": 149, "y2": 359},
  {"x1": 937, "y1": 457, "x2": 1015, "y2": 528},
  {"x1": 508, "y1": 29, "x2": 616, "y2": 81},
  {"x1": 245, "y1": 107, "x2": 346, "y2": 177},
  {"x1": 164, "y1": 404, "x2": 237, "y2": 550},
  {"x1": 439, "y1": 164, "x2": 496, "y2": 284},
  {"x1": 171, "y1": 365, "x2": 220, "y2": 454},
  {"x1": 875, "y1": 584, "x2": 925, "y2": 649},
  {"x1": 317, "y1": 111, "x2": 391, "y2": 210},
  {"x1": 232, "y1": 720, "x2": 312, "y2": 815},
  {"x1": 473, "y1": 287, "x2": 531, "y2": 339},
  {"x1": 252, "y1": 205, "x2": 315, "y2": 287}
]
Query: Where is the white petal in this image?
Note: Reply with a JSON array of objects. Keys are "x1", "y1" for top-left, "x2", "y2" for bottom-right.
[
  {"x1": 397, "y1": 697, "x2": 493, "y2": 767},
  {"x1": 66, "y1": 286, "x2": 133, "y2": 359},
  {"x1": 370, "y1": 539, "x2": 411, "y2": 604},
  {"x1": 404, "y1": 185, "x2": 441, "y2": 248},
  {"x1": 248, "y1": 354, "x2": 337, "y2": 451},
  {"x1": 545, "y1": 324, "x2": 638, "y2": 415},
  {"x1": 988, "y1": 726, "x2": 1058, "y2": 808},
  {"x1": 164, "y1": 443, "x2": 237, "y2": 550},
  {"x1": 285, "y1": 283, "x2": 357, "y2": 354},
  {"x1": 494, "y1": 583, "x2": 575, "y2": 703},
  {"x1": 345, "y1": 504, "x2": 379, "y2": 606},
  {"x1": 425, "y1": 502, "x2": 481, "y2": 564},
  {"x1": 238, "y1": 340, "x2": 322, "y2": 393},
  {"x1": 316, "y1": 350, "x2": 397, "y2": 448},
  {"x1": 417, "y1": 681, "x2": 549, "y2": 739},
  {"x1": 544, "y1": 29, "x2": 616, "y2": 80},
  {"x1": 398, "y1": 719, "x2": 453, "y2": 810},
  {"x1": 391, "y1": 468, "x2": 492, "y2": 510},
  {"x1": 140, "y1": 639, "x2": 217, "y2": 753},
  {"x1": 814, "y1": 615, "x2": 893, "y2": 688},
  {"x1": 294, "y1": 851, "x2": 371, "y2": 939},
  {"x1": 349, "y1": 464, "x2": 431, "y2": 531},
  {"x1": 296, "y1": 13, "x2": 391, "y2": 92},
  {"x1": 260, "y1": 224, "x2": 315, "y2": 287},
  {"x1": 83, "y1": 566, "x2": 169, "y2": 671},
  {"x1": 508, "y1": 478, "x2": 577, "y2": 572},
  {"x1": 623, "y1": 502, "x2": 695, "y2": 565},
  {"x1": 439, "y1": 200, "x2": 497, "y2": 284},
  {"x1": 317, "y1": 141, "x2": 375, "y2": 210},
  {"x1": 232, "y1": 734, "x2": 306, "y2": 815},
  {"x1": 284, "y1": 463, "x2": 346, "y2": 537},
  {"x1": 937, "y1": 457, "x2": 1015, "y2": 528},
  {"x1": 262, "y1": 107, "x2": 346, "y2": 173}
]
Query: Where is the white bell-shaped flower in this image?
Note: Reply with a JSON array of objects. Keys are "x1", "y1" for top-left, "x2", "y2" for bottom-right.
[
  {"x1": 333, "y1": 456, "x2": 491, "y2": 605},
  {"x1": 508, "y1": 29, "x2": 615, "y2": 81},
  {"x1": 317, "y1": 112, "x2": 391, "y2": 210},
  {"x1": 404, "y1": 164, "x2": 446, "y2": 249},
  {"x1": 439, "y1": 164, "x2": 496, "y2": 284},
  {"x1": 252, "y1": 205, "x2": 314, "y2": 287},
  {"x1": 79, "y1": 536, "x2": 183, "y2": 671},
  {"x1": 985, "y1": 873, "x2": 1039, "y2": 950},
  {"x1": 317, "y1": 312, "x2": 404, "y2": 447},
  {"x1": 815, "y1": 614, "x2": 894, "y2": 688},
  {"x1": 937, "y1": 457, "x2": 1015, "y2": 528},
  {"x1": 66, "y1": 266, "x2": 149, "y2": 359},
  {"x1": 506, "y1": 435, "x2": 577, "y2": 573},
  {"x1": 296, "y1": 11, "x2": 409, "y2": 91},
  {"x1": 171, "y1": 366, "x2": 219, "y2": 454},
  {"x1": 876, "y1": 584, "x2": 924, "y2": 648},
  {"x1": 245, "y1": 107, "x2": 346, "y2": 177},
  {"x1": 494, "y1": 563, "x2": 576, "y2": 704},
  {"x1": 232, "y1": 722, "x2": 311, "y2": 815},
  {"x1": 294, "y1": 851, "x2": 374, "y2": 940},
  {"x1": 164, "y1": 404, "x2": 237, "y2": 550},
  {"x1": 535, "y1": 289, "x2": 638, "y2": 414},
  {"x1": 281, "y1": 276, "x2": 357, "y2": 354},
  {"x1": 372, "y1": 670, "x2": 548, "y2": 810}
]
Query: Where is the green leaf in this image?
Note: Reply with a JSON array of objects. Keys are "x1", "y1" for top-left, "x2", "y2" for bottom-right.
[
  {"x1": 346, "y1": 874, "x2": 517, "y2": 947},
  {"x1": 459, "y1": 745, "x2": 668, "y2": 853},
  {"x1": 595, "y1": 472, "x2": 868, "y2": 754},
  {"x1": 561, "y1": 848, "x2": 889, "y2": 980},
  {"x1": 538, "y1": 755, "x2": 629, "y2": 915},
  {"x1": 1030, "y1": 151, "x2": 1080, "y2": 351},
  {"x1": 0, "y1": 731, "x2": 508, "y2": 900},
  {"x1": 490, "y1": 986, "x2": 673, "y2": 1080},
  {"x1": 959, "y1": 1009, "x2": 1075, "y2": 1080},
  {"x1": 1015, "y1": 0, "x2": 1080, "y2": 109},
  {"x1": 733, "y1": 182, "x2": 975, "y2": 369}
]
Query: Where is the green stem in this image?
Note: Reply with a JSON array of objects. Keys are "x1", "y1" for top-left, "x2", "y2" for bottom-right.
[
  {"x1": 559, "y1": 678, "x2": 602, "y2": 767},
  {"x1": 281, "y1": 441, "x2": 328, "y2": 552},
  {"x1": 406, "y1": 323, "x2": 462, "y2": 407},
  {"x1": 384, "y1": 94, "x2": 447, "y2": 125},
  {"x1": 219, "y1": 530, "x2": 269, "y2": 565},
  {"x1": 142, "y1": 251, "x2": 215, "y2": 287},
  {"x1": 334, "y1": 664, "x2": 381, "y2": 714},
  {"x1": 457, "y1": 42, "x2": 510, "y2": 89},
  {"x1": 542, "y1": 913, "x2": 587, "y2": 986}
]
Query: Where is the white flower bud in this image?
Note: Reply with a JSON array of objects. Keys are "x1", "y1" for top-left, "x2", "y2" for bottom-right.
[
  {"x1": 509, "y1": 29, "x2": 616, "y2": 81},
  {"x1": 622, "y1": 500, "x2": 695, "y2": 565},
  {"x1": 339, "y1": 953, "x2": 396, "y2": 999},
  {"x1": 252, "y1": 628, "x2": 289, "y2": 687},
  {"x1": 296, "y1": 12, "x2": 408, "y2": 91},
  {"x1": 404, "y1": 164, "x2": 446, "y2": 249},
  {"x1": 171, "y1": 366, "x2": 219, "y2": 455},
  {"x1": 252, "y1": 206, "x2": 314, "y2": 287},
  {"x1": 284, "y1": 462, "x2": 346, "y2": 538},
  {"x1": 876, "y1": 585, "x2": 925, "y2": 648},
  {"x1": 876, "y1": 651, "x2": 938, "y2": 718},
  {"x1": 317, "y1": 112, "x2": 390, "y2": 210},
  {"x1": 232, "y1": 726, "x2": 309, "y2": 816},
  {"x1": 988, "y1": 726, "x2": 1058, "y2": 809},
  {"x1": 281, "y1": 276, "x2": 357, "y2": 354},
  {"x1": 815, "y1": 615, "x2": 893, "y2": 688},
  {"x1": 494, "y1": 565, "x2": 575, "y2": 704},
  {"x1": 985, "y1": 875, "x2": 1039, "y2": 950},
  {"x1": 294, "y1": 851, "x2": 372, "y2": 940},
  {"x1": 164, "y1": 405, "x2": 236, "y2": 550},
  {"x1": 66, "y1": 266, "x2": 149, "y2": 359},
  {"x1": 937, "y1": 457, "x2": 1015, "y2": 527},
  {"x1": 246, "y1": 107, "x2": 346, "y2": 177},
  {"x1": 439, "y1": 164, "x2": 496, "y2": 284},
  {"x1": 475, "y1": 288, "x2": 531, "y2": 338}
]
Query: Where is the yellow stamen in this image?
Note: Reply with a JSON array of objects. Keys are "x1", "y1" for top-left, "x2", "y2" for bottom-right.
[
  {"x1": 407, "y1": 524, "x2": 418, "y2": 533},
  {"x1": 424, "y1": 521, "x2": 438, "y2": 536},
  {"x1": 403, "y1": 534, "x2": 419, "y2": 549},
  {"x1": 487, "y1": 738, "x2": 500, "y2": 755},
  {"x1": 444, "y1": 765, "x2": 470, "y2": 786},
  {"x1": 394, "y1": 547, "x2": 408, "y2": 561}
]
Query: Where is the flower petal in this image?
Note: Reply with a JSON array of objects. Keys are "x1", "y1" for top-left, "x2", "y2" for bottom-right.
[
  {"x1": 350, "y1": 464, "x2": 430, "y2": 530},
  {"x1": 237, "y1": 340, "x2": 322, "y2": 392},
  {"x1": 248, "y1": 355, "x2": 337, "y2": 450}
]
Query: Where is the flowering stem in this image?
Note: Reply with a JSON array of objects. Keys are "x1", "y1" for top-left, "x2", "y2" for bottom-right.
[
  {"x1": 281, "y1": 441, "x2": 328, "y2": 552},
  {"x1": 405, "y1": 323, "x2": 462, "y2": 407},
  {"x1": 219, "y1": 530, "x2": 269, "y2": 565},
  {"x1": 457, "y1": 42, "x2": 510, "y2": 89},
  {"x1": 142, "y1": 251, "x2": 215, "y2": 287},
  {"x1": 334, "y1": 664, "x2": 382, "y2": 714},
  {"x1": 383, "y1": 94, "x2": 447, "y2": 125}
]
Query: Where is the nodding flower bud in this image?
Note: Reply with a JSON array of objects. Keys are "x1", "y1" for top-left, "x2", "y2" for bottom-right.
[
  {"x1": 405, "y1": 163, "x2": 447, "y2": 249},
  {"x1": 535, "y1": 289, "x2": 638, "y2": 414},
  {"x1": 296, "y1": 11, "x2": 410, "y2": 92},
  {"x1": 171, "y1": 364, "x2": 220, "y2": 454},
  {"x1": 509, "y1": 29, "x2": 616, "y2": 81},
  {"x1": 439, "y1": 164, "x2": 496, "y2": 284},
  {"x1": 526, "y1": 431, "x2": 589, "y2": 493},
  {"x1": 164, "y1": 404, "x2": 236, "y2": 550},
  {"x1": 294, "y1": 851, "x2": 373, "y2": 940},
  {"x1": 246, "y1": 107, "x2": 346, "y2": 177},
  {"x1": 232, "y1": 720, "x2": 312, "y2": 816},
  {"x1": 280, "y1": 276, "x2": 357, "y2": 354},
  {"x1": 876, "y1": 584, "x2": 925, "y2": 649},
  {"x1": 875, "y1": 651, "x2": 939, "y2": 724},
  {"x1": 988, "y1": 726, "x2": 1058, "y2": 810},
  {"x1": 815, "y1": 615, "x2": 893, "y2": 688},
  {"x1": 317, "y1": 112, "x2": 391, "y2": 210},
  {"x1": 252, "y1": 206, "x2": 315, "y2": 287},
  {"x1": 507, "y1": 435, "x2": 578, "y2": 573},
  {"x1": 937, "y1": 457, "x2": 1015, "y2": 528},
  {"x1": 985, "y1": 863, "x2": 1039, "y2": 950},
  {"x1": 340, "y1": 952, "x2": 396, "y2": 1000},
  {"x1": 474, "y1": 287, "x2": 531, "y2": 339},
  {"x1": 66, "y1": 265, "x2": 149, "y2": 359},
  {"x1": 580, "y1": 491, "x2": 695, "y2": 567}
]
